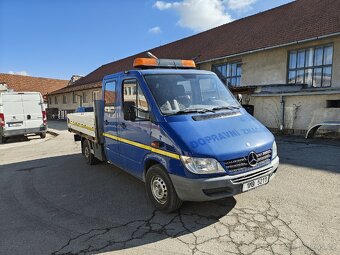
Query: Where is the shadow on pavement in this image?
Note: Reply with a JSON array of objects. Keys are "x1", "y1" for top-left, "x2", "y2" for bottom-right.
[
  {"x1": 276, "y1": 136, "x2": 340, "y2": 174},
  {"x1": 0, "y1": 134, "x2": 43, "y2": 145},
  {"x1": 0, "y1": 154, "x2": 236, "y2": 255},
  {"x1": 47, "y1": 120, "x2": 68, "y2": 131}
]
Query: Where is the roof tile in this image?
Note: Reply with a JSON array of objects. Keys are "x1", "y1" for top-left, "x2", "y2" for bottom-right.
[{"x1": 0, "y1": 73, "x2": 68, "y2": 96}]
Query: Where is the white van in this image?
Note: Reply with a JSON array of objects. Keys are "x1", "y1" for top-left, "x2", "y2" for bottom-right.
[{"x1": 0, "y1": 92, "x2": 47, "y2": 143}]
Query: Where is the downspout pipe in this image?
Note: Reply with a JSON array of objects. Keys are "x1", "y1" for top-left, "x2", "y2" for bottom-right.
[{"x1": 280, "y1": 96, "x2": 285, "y2": 133}]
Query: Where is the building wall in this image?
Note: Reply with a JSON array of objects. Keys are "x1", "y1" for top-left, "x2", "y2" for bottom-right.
[
  {"x1": 249, "y1": 94, "x2": 340, "y2": 132},
  {"x1": 199, "y1": 35, "x2": 340, "y2": 134},
  {"x1": 47, "y1": 88, "x2": 102, "y2": 118},
  {"x1": 200, "y1": 36, "x2": 340, "y2": 87}
]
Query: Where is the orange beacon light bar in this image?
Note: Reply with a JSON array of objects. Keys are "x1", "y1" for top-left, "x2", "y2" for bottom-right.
[{"x1": 133, "y1": 58, "x2": 196, "y2": 69}]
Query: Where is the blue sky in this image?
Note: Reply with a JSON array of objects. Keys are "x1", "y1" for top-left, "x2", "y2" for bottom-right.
[{"x1": 0, "y1": 0, "x2": 293, "y2": 80}]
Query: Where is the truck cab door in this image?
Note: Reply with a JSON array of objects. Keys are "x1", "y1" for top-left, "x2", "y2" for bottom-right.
[
  {"x1": 117, "y1": 78, "x2": 152, "y2": 179},
  {"x1": 103, "y1": 79, "x2": 123, "y2": 168}
]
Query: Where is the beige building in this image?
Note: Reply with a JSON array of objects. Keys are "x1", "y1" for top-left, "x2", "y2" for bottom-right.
[
  {"x1": 48, "y1": 0, "x2": 340, "y2": 135},
  {"x1": 200, "y1": 36, "x2": 340, "y2": 135},
  {"x1": 47, "y1": 76, "x2": 101, "y2": 119}
]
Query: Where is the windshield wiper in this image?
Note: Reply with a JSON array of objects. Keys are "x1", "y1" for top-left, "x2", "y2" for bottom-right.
[
  {"x1": 211, "y1": 106, "x2": 240, "y2": 111},
  {"x1": 167, "y1": 108, "x2": 214, "y2": 116}
]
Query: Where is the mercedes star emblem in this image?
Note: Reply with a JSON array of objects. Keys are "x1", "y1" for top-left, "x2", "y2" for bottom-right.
[{"x1": 248, "y1": 152, "x2": 258, "y2": 167}]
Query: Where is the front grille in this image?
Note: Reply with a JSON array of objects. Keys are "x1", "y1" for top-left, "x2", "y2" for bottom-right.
[
  {"x1": 231, "y1": 167, "x2": 272, "y2": 184},
  {"x1": 224, "y1": 150, "x2": 272, "y2": 174}
]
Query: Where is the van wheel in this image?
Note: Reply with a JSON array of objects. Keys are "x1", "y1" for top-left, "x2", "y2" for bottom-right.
[
  {"x1": 83, "y1": 139, "x2": 97, "y2": 165},
  {"x1": 40, "y1": 133, "x2": 46, "y2": 139},
  {"x1": 1, "y1": 136, "x2": 7, "y2": 143},
  {"x1": 146, "y1": 164, "x2": 183, "y2": 213}
]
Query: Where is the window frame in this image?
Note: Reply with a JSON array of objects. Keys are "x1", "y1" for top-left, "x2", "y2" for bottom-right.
[
  {"x1": 83, "y1": 92, "x2": 88, "y2": 103},
  {"x1": 122, "y1": 78, "x2": 150, "y2": 121},
  {"x1": 287, "y1": 44, "x2": 334, "y2": 88},
  {"x1": 104, "y1": 80, "x2": 117, "y2": 113},
  {"x1": 92, "y1": 90, "x2": 100, "y2": 101},
  {"x1": 212, "y1": 61, "x2": 242, "y2": 87},
  {"x1": 62, "y1": 95, "x2": 67, "y2": 104},
  {"x1": 73, "y1": 92, "x2": 78, "y2": 104}
]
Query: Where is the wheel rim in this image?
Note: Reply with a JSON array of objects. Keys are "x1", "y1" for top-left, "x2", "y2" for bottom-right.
[
  {"x1": 84, "y1": 146, "x2": 90, "y2": 159},
  {"x1": 151, "y1": 175, "x2": 168, "y2": 204}
]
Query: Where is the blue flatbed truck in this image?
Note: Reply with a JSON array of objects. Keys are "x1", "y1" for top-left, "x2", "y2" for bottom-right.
[{"x1": 67, "y1": 58, "x2": 279, "y2": 212}]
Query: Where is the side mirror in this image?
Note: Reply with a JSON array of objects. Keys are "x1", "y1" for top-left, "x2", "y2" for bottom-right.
[
  {"x1": 123, "y1": 101, "x2": 136, "y2": 121},
  {"x1": 237, "y1": 94, "x2": 243, "y2": 104}
]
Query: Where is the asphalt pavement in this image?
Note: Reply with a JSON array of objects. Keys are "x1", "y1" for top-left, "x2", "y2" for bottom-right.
[{"x1": 0, "y1": 121, "x2": 339, "y2": 255}]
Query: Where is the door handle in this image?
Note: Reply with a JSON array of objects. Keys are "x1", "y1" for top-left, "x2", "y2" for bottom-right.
[
  {"x1": 27, "y1": 115, "x2": 31, "y2": 120},
  {"x1": 120, "y1": 123, "x2": 127, "y2": 129},
  {"x1": 104, "y1": 120, "x2": 109, "y2": 125}
]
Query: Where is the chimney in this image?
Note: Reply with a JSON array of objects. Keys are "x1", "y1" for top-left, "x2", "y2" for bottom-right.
[{"x1": 68, "y1": 75, "x2": 83, "y2": 86}]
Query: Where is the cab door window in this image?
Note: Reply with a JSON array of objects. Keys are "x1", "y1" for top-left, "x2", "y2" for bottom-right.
[
  {"x1": 104, "y1": 81, "x2": 117, "y2": 113},
  {"x1": 123, "y1": 79, "x2": 149, "y2": 121}
]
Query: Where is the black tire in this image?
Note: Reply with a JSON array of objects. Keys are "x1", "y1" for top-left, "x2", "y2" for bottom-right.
[
  {"x1": 40, "y1": 133, "x2": 46, "y2": 139},
  {"x1": 145, "y1": 164, "x2": 183, "y2": 213},
  {"x1": 1, "y1": 136, "x2": 7, "y2": 143},
  {"x1": 82, "y1": 139, "x2": 97, "y2": 165}
]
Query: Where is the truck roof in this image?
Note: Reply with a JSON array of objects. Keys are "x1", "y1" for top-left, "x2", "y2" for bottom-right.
[{"x1": 103, "y1": 68, "x2": 214, "y2": 80}]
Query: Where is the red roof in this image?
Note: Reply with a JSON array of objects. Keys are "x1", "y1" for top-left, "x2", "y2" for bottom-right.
[
  {"x1": 51, "y1": 0, "x2": 340, "y2": 94},
  {"x1": 0, "y1": 73, "x2": 68, "y2": 96}
]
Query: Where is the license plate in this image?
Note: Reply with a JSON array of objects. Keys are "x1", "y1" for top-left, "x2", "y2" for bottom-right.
[
  {"x1": 242, "y1": 175, "x2": 269, "y2": 192},
  {"x1": 8, "y1": 123, "x2": 22, "y2": 127}
]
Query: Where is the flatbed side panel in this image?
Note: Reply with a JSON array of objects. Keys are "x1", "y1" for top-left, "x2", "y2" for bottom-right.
[{"x1": 67, "y1": 112, "x2": 96, "y2": 139}]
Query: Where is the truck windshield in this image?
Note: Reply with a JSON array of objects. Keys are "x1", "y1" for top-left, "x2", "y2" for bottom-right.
[{"x1": 144, "y1": 73, "x2": 240, "y2": 115}]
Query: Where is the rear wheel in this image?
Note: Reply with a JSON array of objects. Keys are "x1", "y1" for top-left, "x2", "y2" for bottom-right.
[
  {"x1": 40, "y1": 133, "x2": 46, "y2": 139},
  {"x1": 1, "y1": 136, "x2": 7, "y2": 143},
  {"x1": 146, "y1": 164, "x2": 183, "y2": 213},
  {"x1": 82, "y1": 139, "x2": 97, "y2": 165}
]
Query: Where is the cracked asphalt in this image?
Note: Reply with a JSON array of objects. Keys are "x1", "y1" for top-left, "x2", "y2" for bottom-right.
[{"x1": 0, "y1": 121, "x2": 339, "y2": 255}]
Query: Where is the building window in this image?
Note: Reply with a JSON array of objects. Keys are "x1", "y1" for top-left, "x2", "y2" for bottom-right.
[
  {"x1": 326, "y1": 100, "x2": 340, "y2": 108},
  {"x1": 288, "y1": 45, "x2": 333, "y2": 87},
  {"x1": 48, "y1": 97, "x2": 52, "y2": 105},
  {"x1": 73, "y1": 92, "x2": 78, "y2": 103},
  {"x1": 212, "y1": 62, "x2": 242, "y2": 87},
  {"x1": 83, "y1": 92, "x2": 88, "y2": 103},
  {"x1": 55, "y1": 96, "x2": 58, "y2": 104},
  {"x1": 92, "y1": 91, "x2": 100, "y2": 101},
  {"x1": 63, "y1": 95, "x2": 67, "y2": 104}
]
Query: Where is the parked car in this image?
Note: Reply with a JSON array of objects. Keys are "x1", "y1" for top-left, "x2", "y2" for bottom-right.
[{"x1": 0, "y1": 92, "x2": 47, "y2": 143}]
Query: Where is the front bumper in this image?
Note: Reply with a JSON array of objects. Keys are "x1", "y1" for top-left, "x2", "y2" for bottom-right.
[
  {"x1": 170, "y1": 156, "x2": 279, "y2": 201},
  {"x1": 1, "y1": 126, "x2": 47, "y2": 137}
]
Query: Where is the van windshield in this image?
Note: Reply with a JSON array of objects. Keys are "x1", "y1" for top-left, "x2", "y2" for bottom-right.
[{"x1": 144, "y1": 73, "x2": 240, "y2": 115}]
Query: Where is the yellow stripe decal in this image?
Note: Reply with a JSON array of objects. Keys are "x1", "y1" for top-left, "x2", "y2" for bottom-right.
[
  {"x1": 102, "y1": 132, "x2": 180, "y2": 160},
  {"x1": 69, "y1": 121, "x2": 95, "y2": 132}
]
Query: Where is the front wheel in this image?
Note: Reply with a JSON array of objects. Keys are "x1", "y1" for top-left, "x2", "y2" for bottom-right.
[{"x1": 146, "y1": 164, "x2": 183, "y2": 213}]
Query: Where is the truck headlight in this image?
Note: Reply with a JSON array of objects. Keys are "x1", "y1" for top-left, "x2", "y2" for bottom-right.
[
  {"x1": 180, "y1": 156, "x2": 225, "y2": 174},
  {"x1": 272, "y1": 141, "x2": 277, "y2": 159}
]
